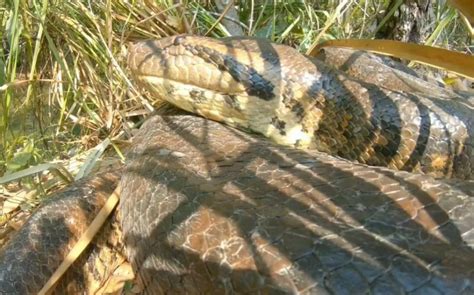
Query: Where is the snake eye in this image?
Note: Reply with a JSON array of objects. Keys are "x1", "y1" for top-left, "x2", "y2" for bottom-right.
[{"x1": 173, "y1": 35, "x2": 185, "y2": 46}]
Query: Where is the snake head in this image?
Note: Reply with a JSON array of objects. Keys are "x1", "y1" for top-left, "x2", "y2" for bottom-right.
[
  {"x1": 128, "y1": 35, "x2": 281, "y2": 126},
  {"x1": 128, "y1": 35, "x2": 278, "y2": 100}
]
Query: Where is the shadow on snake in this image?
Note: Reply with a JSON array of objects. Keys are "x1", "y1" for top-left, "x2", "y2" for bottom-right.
[
  {"x1": 121, "y1": 38, "x2": 473, "y2": 291},
  {"x1": 2, "y1": 37, "x2": 473, "y2": 293},
  {"x1": 119, "y1": 113, "x2": 472, "y2": 292}
]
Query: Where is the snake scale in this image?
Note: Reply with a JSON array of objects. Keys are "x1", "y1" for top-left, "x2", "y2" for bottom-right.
[
  {"x1": 0, "y1": 35, "x2": 473, "y2": 294},
  {"x1": 128, "y1": 35, "x2": 473, "y2": 180}
]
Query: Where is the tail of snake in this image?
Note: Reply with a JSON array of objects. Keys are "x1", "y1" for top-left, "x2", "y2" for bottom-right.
[{"x1": 0, "y1": 36, "x2": 473, "y2": 294}]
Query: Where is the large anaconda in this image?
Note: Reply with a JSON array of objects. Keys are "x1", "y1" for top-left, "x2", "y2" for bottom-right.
[
  {"x1": 1, "y1": 115, "x2": 473, "y2": 294},
  {"x1": 128, "y1": 35, "x2": 474, "y2": 179},
  {"x1": 0, "y1": 36, "x2": 473, "y2": 294},
  {"x1": 121, "y1": 116, "x2": 474, "y2": 294}
]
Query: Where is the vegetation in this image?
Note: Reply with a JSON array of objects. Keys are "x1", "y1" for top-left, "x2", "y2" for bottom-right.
[{"x1": 0, "y1": 0, "x2": 471, "y2": 214}]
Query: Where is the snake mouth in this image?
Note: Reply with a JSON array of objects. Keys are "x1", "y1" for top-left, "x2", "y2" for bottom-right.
[{"x1": 134, "y1": 74, "x2": 250, "y2": 124}]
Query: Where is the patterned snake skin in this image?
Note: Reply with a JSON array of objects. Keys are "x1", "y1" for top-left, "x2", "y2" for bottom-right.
[
  {"x1": 128, "y1": 35, "x2": 474, "y2": 179},
  {"x1": 120, "y1": 115, "x2": 474, "y2": 294},
  {"x1": 0, "y1": 36, "x2": 473, "y2": 294},
  {"x1": 0, "y1": 115, "x2": 473, "y2": 294},
  {"x1": 0, "y1": 172, "x2": 122, "y2": 294}
]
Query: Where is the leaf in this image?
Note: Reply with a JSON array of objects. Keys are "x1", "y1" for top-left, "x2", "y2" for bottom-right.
[
  {"x1": 0, "y1": 163, "x2": 73, "y2": 185},
  {"x1": 6, "y1": 152, "x2": 33, "y2": 171},
  {"x1": 75, "y1": 138, "x2": 111, "y2": 180},
  {"x1": 255, "y1": 22, "x2": 273, "y2": 38},
  {"x1": 448, "y1": 0, "x2": 474, "y2": 24},
  {"x1": 2, "y1": 190, "x2": 36, "y2": 215}
]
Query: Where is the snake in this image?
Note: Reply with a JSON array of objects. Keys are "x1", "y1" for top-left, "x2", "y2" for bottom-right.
[
  {"x1": 0, "y1": 35, "x2": 473, "y2": 294},
  {"x1": 128, "y1": 35, "x2": 473, "y2": 180}
]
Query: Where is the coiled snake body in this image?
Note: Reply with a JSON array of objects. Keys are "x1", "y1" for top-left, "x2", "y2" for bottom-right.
[
  {"x1": 129, "y1": 35, "x2": 473, "y2": 179},
  {"x1": 0, "y1": 36, "x2": 473, "y2": 294}
]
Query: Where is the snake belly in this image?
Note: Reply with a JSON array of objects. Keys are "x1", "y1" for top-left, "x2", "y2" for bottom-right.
[{"x1": 128, "y1": 35, "x2": 474, "y2": 179}]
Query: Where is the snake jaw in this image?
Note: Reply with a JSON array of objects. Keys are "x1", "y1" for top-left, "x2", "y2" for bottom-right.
[{"x1": 128, "y1": 35, "x2": 269, "y2": 97}]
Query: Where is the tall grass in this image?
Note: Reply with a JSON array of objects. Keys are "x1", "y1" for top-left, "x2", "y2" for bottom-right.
[{"x1": 0, "y1": 0, "x2": 470, "y2": 177}]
